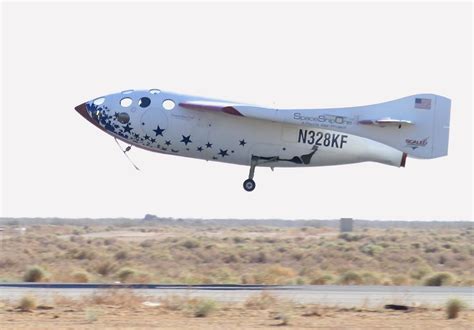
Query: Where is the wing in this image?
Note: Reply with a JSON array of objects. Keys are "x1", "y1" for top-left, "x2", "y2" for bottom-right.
[{"x1": 179, "y1": 100, "x2": 246, "y2": 117}]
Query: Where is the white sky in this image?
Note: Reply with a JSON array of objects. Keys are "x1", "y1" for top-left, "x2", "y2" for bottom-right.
[{"x1": 1, "y1": 1, "x2": 472, "y2": 220}]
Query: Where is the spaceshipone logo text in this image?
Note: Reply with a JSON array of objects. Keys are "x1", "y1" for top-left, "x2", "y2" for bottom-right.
[
  {"x1": 293, "y1": 113, "x2": 354, "y2": 126},
  {"x1": 405, "y1": 137, "x2": 428, "y2": 149}
]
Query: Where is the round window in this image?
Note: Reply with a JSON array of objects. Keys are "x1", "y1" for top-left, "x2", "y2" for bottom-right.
[
  {"x1": 120, "y1": 97, "x2": 133, "y2": 107},
  {"x1": 93, "y1": 97, "x2": 105, "y2": 105},
  {"x1": 117, "y1": 112, "x2": 130, "y2": 124},
  {"x1": 138, "y1": 97, "x2": 151, "y2": 108},
  {"x1": 162, "y1": 99, "x2": 175, "y2": 110}
]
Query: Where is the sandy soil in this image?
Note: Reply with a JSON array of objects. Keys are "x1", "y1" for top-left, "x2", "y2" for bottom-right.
[{"x1": 1, "y1": 302, "x2": 473, "y2": 329}]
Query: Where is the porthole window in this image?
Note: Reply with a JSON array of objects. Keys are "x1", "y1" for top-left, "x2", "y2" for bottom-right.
[
  {"x1": 120, "y1": 97, "x2": 133, "y2": 107},
  {"x1": 149, "y1": 89, "x2": 161, "y2": 94},
  {"x1": 138, "y1": 97, "x2": 151, "y2": 108},
  {"x1": 162, "y1": 99, "x2": 175, "y2": 110},
  {"x1": 93, "y1": 97, "x2": 105, "y2": 105},
  {"x1": 117, "y1": 112, "x2": 130, "y2": 124}
]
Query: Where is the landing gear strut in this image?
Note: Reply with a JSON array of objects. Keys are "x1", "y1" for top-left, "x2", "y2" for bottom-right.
[{"x1": 243, "y1": 155, "x2": 278, "y2": 192}]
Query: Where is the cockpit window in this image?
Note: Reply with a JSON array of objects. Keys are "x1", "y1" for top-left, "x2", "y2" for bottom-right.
[
  {"x1": 138, "y1": 97, "x2": 151, "y2": 108},
  {"x1": 117, "y1": 112, "x2": 130, "y2": 124}
]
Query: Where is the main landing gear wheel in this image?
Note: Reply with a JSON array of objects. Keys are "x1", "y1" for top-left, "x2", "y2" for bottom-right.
[{"x1": 243, "y1": 179, "x2": 256, "y2": 192}]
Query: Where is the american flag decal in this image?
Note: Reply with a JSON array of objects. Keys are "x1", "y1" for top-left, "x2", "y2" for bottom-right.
[{"x1": 415, "y1": 98, "x2": 431, "y2": 109}]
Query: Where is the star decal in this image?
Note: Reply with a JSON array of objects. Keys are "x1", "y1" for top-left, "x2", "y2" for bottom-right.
[
  {"x1": 153, "y1": 125, "x2": 165, "y2": 136},
  {"x1": 197, "y1": 146, "x2": 203, "y2": 152},
  {"x1": 206, "y1": 142, "x2": 213, "y2": 148},
  {"x1": 239, "y1": 139, "x2": 247, "y2": 146},
  {"x1": 144, "y1": 134, "x2": 150, "y2": 140},
  {"x1": 150, "y1": 138, "x2": 156, "y2": 143},
  {"x1": 134, "y1": 133, "x2": 140, "y2": 138},
  {"x1": 218, "y1": 149, "x2": 229, "y2": 157},
  {"x1": 123, "y1": 123, "x2": 133, "y2": 133},
  {"x1": 165, "y1": 140, "x2": 171, "y2": 146},
  {"x1": 180, "y1": 135, "x2": 192, "y2": 145}
]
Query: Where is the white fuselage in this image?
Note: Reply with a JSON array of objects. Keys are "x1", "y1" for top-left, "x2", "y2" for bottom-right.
[{"x1": 78, "y1": 90, "x2": 404, "y2": 169}]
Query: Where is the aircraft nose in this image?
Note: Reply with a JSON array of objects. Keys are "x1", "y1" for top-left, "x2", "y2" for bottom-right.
[
  {"x1": 75, "y1": 102, "x2": 88, "y2": 119},
  {"x1": 74, "y1": 102, "x2": 105, "y2": 131}
]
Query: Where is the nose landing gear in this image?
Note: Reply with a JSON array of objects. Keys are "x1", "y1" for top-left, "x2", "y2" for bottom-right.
[
  {"x1": 243, "y1": 155, "x2": 278, "y2": 192},
  {"x1": 243, "y1": 179, "x2": 256, "y2": 192}
]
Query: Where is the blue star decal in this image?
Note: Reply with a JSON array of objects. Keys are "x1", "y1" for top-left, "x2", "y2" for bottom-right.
[
  {"x1": 218, "y1": 149, "x2": 229, "y2": 157},
  {"x1": 144, "y1": 134, "x2": 150, "y2": 140},
  {"x1": 150, "y1": 138, "x2": 156, "y2": 143},
  {"x1": 180, "y1": 135, "x2": 192, "y2": 145},
  {"x1": 206, "y1": 142, "x2": 213, "y2": 148},
  {"x1": 123, "y1": 123, "x2": 133, "y2": 133},
  {"x1": 165, "y1": 140, "x2": 171, "y2": 146},
  {"x1": 239, "y1": 139, "x2": 247, "y2": 146},
  {"x1": 197, "y1": 146, "x2": 203, "y2": 152},
  {"x1": 153, "y1": 125, "x2": 165, "y2": 136}
]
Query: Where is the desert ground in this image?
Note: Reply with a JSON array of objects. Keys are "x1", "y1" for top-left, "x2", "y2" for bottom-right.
[
  {"x1": 0, "y1": 219, "x2": 472, "y2": 328},
  {"x1": 0, "y1": 220, "x2": 472, "y2": 286},
  {"x1": 1, "y1": 290, "x2": 473, "y2": 329}
]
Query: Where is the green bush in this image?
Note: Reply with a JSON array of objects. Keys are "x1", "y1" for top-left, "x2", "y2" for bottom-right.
[
  {"x1": 360, "y1": 244, "x2": 384, "y2": 256},
  {"x1": 424, "y1": 272, "x2": 455, "y2": 286},
  {"x1": 117, "y1": 268, "x2": 137, "y2": 282},
  {"x1": 23, "y1": 266, "x2": 46, "y2": 282},
  {"x1": 18, "y1": 295, "x2": 37, "y2": 311},
  {"x1": 446, "y1": 298, "x2": 466, "y2": 319},
  {"x1": 182, "y1": 239, "x2": 200, "y2": 249}
]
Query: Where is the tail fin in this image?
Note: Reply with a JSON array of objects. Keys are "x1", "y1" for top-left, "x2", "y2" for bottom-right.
[{"x1": 350, "y1": 94, "x2": 451, "y2": 159}]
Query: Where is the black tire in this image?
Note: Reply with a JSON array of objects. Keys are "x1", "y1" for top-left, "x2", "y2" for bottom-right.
[{"x1": 243, "y1": 179, "x2": 256, "y2": 192}]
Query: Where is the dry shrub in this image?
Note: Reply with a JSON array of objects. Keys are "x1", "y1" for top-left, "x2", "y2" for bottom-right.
[
  {"x1": 424, "y1": 272, "x2": 455, "y2": 286},
  {"x1": 23, "y1": 266, "x2": 47, "y2": 282},
  {"x1": 338, "y1": 271, "x2": 363, "y2": 285},
  {"x1": 84, "y1": 289, "x2": 145, "y2": 307},
  {"x1": 191, "y1": 298, "x2": 217, "y2": 317},
  {"x1": 114, "y1": 250, "x2": 129, "y2": 260},
  {"x1": 72, "y1": 271, "x2": 91, "y2": 283},
  {"x1": 245, "y1": 292, "x2": 278, "y2": 310},
  {"x1": 18, "y1": 295, "x2": 37, "y2": 311},
  {"x1": 94, "y1": 260, "x2": 117, "y2": 276},
  {"x1": 160, "y1": 295, "x2": 189, "y2": 311},
  {"x1": 52, "y1": 294, "x2": 79, "y2": 307},
  {"x1": 446, "y1": 298, "x2": 466, "y2": 319},
  {"x1": 309, "y1": 273, "x2": 334, "y2": 285},
  {"x1": 391, "y1": 274, "x2": 411, "y2": 286},
  {"x1": 254, "y1": 265, "x2": 296, "y2": 284},
  {"x1": 360, "y1": 272, "x2": 382, "y2": 285},
  {"x1": 411, "y1": 266, "x2": 433, "y2": 280},
  {"x1": 73, "y1": 249, "x2": 96, "y2": 260}
]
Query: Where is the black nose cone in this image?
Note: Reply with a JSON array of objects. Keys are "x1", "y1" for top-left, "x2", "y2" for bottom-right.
[{"x1": 74, "y1": 102, "x2": 105, "y2": 131}]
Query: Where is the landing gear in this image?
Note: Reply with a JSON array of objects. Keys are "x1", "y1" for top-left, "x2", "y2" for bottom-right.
[
  {"x1": 243, "y1": 179, "x2": 256, "y2": 192},
  {"x1": 242, "y1": 155, "x2": 278, "y2": 192}
]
